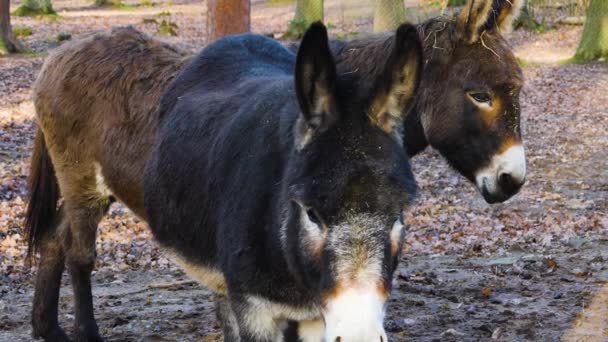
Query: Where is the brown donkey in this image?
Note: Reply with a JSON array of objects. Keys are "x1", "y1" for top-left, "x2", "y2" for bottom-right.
[
  {"x1": 329, "y1": 0, "x2": 526, "y2": 204},
  {"x1": 27, "y1": 27, "x2": 190, "y2": 341},
  {"x1": 26, "y1": 1, "x2": 525, "y2": 340}
]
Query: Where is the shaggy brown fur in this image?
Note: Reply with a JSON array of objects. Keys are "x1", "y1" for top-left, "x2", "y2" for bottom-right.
[{"x1": 27, "y1": 26, "x2": 190, "y2": 341}]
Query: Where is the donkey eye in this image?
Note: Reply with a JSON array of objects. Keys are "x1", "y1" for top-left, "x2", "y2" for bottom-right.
[
  {"x1": 469, "y1": 92, "x2": 491, "y2": 103},
  {"x1": 306, "y1": 209, "x2": 322, "y2": 225}
]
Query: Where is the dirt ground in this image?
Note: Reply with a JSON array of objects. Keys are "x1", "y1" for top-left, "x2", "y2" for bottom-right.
[{"x1": 1, "y1": 0, "x2": 607, "y2": 341}]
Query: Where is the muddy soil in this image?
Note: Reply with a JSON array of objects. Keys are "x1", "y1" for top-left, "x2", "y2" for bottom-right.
[{"x1": 1, "y1": 238, "x2": 606, "y2": 341}]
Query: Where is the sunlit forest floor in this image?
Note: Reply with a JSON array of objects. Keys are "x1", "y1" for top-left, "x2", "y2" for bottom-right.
[{"x1": 1, "y1": 0, "x2": 607, "y2": 340}]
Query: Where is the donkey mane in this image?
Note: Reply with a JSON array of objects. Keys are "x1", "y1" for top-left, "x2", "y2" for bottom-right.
[{"x1": 329, "y1": 16, "x2": 454, "y2": 83}]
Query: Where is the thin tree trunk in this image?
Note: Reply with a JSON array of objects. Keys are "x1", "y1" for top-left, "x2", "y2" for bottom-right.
[
  {"x1": 283, "y1": 0, "x2": 322, "y2": 39},
  {"x1": 1, "y1": 0, "x2": 22, "y2": 54},
  {"x1": 574, "y1": 0, "x2": 608, "y2": 62},
  {"x1": 207, "y1": 0, "x2": 250, "y2": 43},
  {"x1": 373, "y1": 0, "x2": 406, "y2": 33},
  {"x1": 294, "y1": 0, "x2": 323, "y2": 26}
]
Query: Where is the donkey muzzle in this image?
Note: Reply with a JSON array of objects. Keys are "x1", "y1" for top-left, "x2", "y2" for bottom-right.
[
  {"x1": 475, "y1": 144, "x2": 526, "y2": 203},
  {"x1": 323, "y1": 288, "x2": 388, "y2": 342}
]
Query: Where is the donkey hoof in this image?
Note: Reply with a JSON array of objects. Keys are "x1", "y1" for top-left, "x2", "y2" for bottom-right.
[
  {"x1": 73, "y1": 333, "x2": 104, "y2": 342},
  {"x1": 35, "y1": 326, "x2": 71, "y2": 342},
  {"x1": 73, "y1": 326, "x2": 104, "y2": 342}
]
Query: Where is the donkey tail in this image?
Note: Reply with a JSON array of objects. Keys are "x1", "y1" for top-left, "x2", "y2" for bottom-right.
[{"x1": 24, "y1": 129, "x2": 60, "y2": 260}]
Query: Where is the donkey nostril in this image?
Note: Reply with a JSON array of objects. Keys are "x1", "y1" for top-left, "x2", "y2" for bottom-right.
[
  {"x1": 335, "y1": 337, "x2": 341, "y2": 342},
  {"x1": 498, "y1": 172, "x2": 520, "y2": 195}
]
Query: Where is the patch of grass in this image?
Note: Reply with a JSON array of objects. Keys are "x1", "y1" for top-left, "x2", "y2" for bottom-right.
[
  {"x1": 56, "y1": 32, "x2": 72, "y2": 42},
  {"x1": 112, "y1": 2, "x2": 137, "y2": 11},
  {"x1": 22, "y1": 51, "x2": 48, "y2": 58},
  {"x1": 267, "y1": 0, "x2": 294, "y2": 5},
  {"x1": 40, "y1": 13, "x2": 61, "y2": 22},
  {"x1": 95, "y1": 0, "x2": 134, "y2": 9},
  {"x1": 0, "y1": 39, "x2": 9, "y2": 56},
  {"x1": 515, "y1": 57, "x2": 541, "y2": 68},
  {"x1": 515, "y1": 9, "x2": 550, "y2": 34},
  {"x1": 142, "y1": 17, "x2": 158, "y2": 24},
  {"x1": 282, "y1": 18, "x2": 308, "y2": 40},
  {"x1": 156, "y1": 20, "x2": 178, "y2": 36},
  {"x1": 0, "y1": 47, "x2": 47, "y2": 58},
  {"x1": 157, "y1": 10, "x2": 171, "y2": 17},
  {"x1": 12, "y1": 5, "x2": 57, "y2": 17},
  {"x1": 13, "y1": 27, "x2": 33, "y2": 38},
  {"x1": 563, "y1": 56, "x2": 607, "y2": 65},
  {"x1": 447, "y1": 0, "x2": 466, "y2": 6},
  {"x1": 140, "y1": 0, "x2": 155, "y2": 7},
  {"x1": 335, "y1": 31, "x2": 359, "y2": 40}
]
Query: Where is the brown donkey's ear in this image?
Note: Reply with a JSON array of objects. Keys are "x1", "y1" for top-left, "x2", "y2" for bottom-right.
[
  {"x1": 294, "y1": 22, "x2": 338, "y2": 149},
  {"x1": 491, "y1": 0, "x2": 525, "y2": 33},
  {"x1": 457, "y1": 0, "x2": 524, "y2": 43},
  {"x1": 369, "y1": 24, "x2": 422, "y2": 137}
]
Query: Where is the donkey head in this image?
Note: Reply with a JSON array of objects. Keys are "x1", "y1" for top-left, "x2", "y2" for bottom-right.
[
  {"x1": 282, "y1": 23, "x2": 422, "y2": 341},
  {"x1": 418, "y1": 0, "x2": 526, "y2": 203}
]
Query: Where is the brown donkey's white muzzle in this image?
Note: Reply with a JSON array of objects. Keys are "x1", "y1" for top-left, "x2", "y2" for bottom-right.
[
  {"x1": 323, "y1": 288, "x2": 388, "y2": 342},
  {"x1": 475, "y1": 144, "x2": 526, "y2": 203}
]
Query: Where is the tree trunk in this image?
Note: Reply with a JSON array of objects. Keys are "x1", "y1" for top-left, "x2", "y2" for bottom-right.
[
  {"x1": 207, "y1": 0, "x2": 250, "y2": 43},
  {"x1": 294, "y1": 0, "x2": 323, "y2": 26},
  {"x1": 574, "y1": 0, "x2": 608, "y2": 62},
  {"x1": 283, "y1": 0, "x2": 322, "y2": 39},
  {"x1": 13, "y1": 0, "x2": 55, "y2": 16},
  {"x1": 1, "y1": 0, "x2": 22, "y2": 54},
  {"x1": 373, "y1": 0, "x2": 406, "y2": 33}
]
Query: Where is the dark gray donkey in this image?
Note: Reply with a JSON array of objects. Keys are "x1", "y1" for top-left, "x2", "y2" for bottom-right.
[{"x1": 144, "y1": 22, "x2": 422, "y2": 341}]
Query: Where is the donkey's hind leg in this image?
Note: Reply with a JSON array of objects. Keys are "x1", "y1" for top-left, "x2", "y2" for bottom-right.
[
  {"x1": 32, "y1": 206, "x2": 69, "y2": 342},
  {"x1": 62, "y1": 194, "x2": 112, "y2": 342},
  {"x1": 54, "y1": 164, "x2": 113, "y2": 342}
]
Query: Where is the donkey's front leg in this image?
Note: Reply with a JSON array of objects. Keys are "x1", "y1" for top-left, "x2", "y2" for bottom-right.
[
  {"x1": 216, "y1": 295, "x2": 240, "y2": 341},
  {"x1": 226, "y1": 295, "x2": 284, "y2": 342}
]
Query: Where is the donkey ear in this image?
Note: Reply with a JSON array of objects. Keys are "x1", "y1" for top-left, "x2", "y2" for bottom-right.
[
  {"x1": 457, "y1": 0, "x2": 494, "y2": 43},
  {"x1": 457, "y1": 0, "x2": 524, "y2": 43},
  {"x1": 294, "y1": 22, "x2": 338, "y2": 148},
  {"x1": 490, "y1": 0, "x2": 525, "y2": 33},
  {"x1": 369, "y1": 24, "x2": 422, "y2": 136}
]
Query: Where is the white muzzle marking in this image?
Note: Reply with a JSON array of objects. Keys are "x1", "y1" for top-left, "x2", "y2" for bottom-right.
[
  {"x1": 475, "y1": 144, "x2": 526, "y2": 198},
  {"x1": 324, "y1": 288, "x2": 387, "y2": 342}
]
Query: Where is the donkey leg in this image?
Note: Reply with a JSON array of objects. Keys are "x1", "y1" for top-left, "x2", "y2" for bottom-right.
[
  {"x1": 32, "y1": 207, "x2": 70, "y2": 342},
  {"x1": 216, "y1": 295, "x2": 240, "y2": 342},
  {"x1": 229, "y1": 296, "x2": 284, "y2": 342},
  {"x1": 62, "y1": 196, "x2": 111, "y2": 342}
]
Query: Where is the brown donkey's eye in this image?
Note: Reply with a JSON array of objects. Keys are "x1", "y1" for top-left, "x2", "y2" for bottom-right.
[{"x1": 469, "y1": 92, "x2": 491, "y2": 103}]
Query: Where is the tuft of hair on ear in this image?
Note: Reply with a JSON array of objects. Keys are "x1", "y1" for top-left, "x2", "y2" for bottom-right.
[
  {"x1": 369, "y1": 23, "x2": 423, "y2": 138},
  {"x1": 294, "y1": 22, "x2": 338, "y2": 150},
  {"x1": 457, "y1": 0, "x2": 494, "y2": 43},
  {"x1": 486, "y1": 0, "x2": 525, "y2": 34}
]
